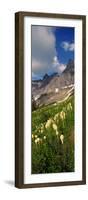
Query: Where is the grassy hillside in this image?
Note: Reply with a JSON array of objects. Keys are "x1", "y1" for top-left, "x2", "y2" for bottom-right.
[{"x1": 32, "y1": 95, "x2": 74, "y2": 174}]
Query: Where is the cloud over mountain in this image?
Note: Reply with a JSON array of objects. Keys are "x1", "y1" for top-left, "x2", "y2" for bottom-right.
[{"x1": 32, "y1": 26, "x2": 66, "y2": 79}]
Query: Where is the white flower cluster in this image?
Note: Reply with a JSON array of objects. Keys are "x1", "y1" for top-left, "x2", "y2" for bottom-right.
[
  {"x1": 60, "y1": 111, "x2": 66, "y2": 120},
  {"x1": 60, "y1": 134, "x2": 64, "y2": 144},
  {"x1": 45, "y1": 119, "x2": 54, "y2": 129}
]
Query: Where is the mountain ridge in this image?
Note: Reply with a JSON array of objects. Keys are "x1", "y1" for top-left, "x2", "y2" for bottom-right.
[{"x1": 32, "y1": 59, "x2": 74, "y2": 108}]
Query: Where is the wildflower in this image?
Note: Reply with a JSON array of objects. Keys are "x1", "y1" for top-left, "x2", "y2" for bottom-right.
[
  {"x1": 35, "y1": 137, "x2": 42, "y2": 144},
  {"x1": 35, "y1": 138, "x2": 39, "y2": 144},
  {"x1": 37, "y1": 138, "x2": 40, "y2": 142},
  {"x1": 60, "y1": 111, "x2": 65, "y2": 120},
  {"x1": 41, "y1": 129, "x2": 43, "y2": 133},
  {"x1": 54, "y1": 113, "x2": 59, "y2": 121},
  {"x1": 56, "y1": 130, "x2": 59, "y2": 136},
  {"x1": 44, "y1": 136, "x2": 46, "y2": 140},
  {"x1": 41, "y1": 124, "x2": 44, "y2": 132},
  {"x1": 35, "y1": 135, "x2": 37, "y2": 138},
  {"x1": 60, "y1": 134, "x2": 64, "y2": 144},
  {"x1": 52, "y1": 123, "x2": 57, "y2": 131},
  {"x1": 45, "y1": 119, "x2": 53, "y2": 129}
]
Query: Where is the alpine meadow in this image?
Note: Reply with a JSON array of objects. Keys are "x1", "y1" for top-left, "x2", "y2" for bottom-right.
[{"x1": 32, "y1": 25, "x2": 75, "y2": 174}]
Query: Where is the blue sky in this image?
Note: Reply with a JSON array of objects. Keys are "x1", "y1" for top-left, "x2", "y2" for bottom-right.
[
  {"x1": 55, "y1": 27, "x2": 74, "y2": 64},
  {"x1": 32, "y1": 26, "x2": 74, "y2": 80}
]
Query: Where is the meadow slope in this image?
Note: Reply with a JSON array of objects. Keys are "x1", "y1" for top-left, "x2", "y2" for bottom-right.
[{"x1": 32, "y1": 95, "x2": 74, "y2": 174}]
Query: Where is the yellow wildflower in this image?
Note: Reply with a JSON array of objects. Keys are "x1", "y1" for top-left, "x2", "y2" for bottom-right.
[
  {"x1": 54, "y1": 113, "x2": 59, "y2": 121},
  {"x1": 60, "y1": 134, "x2": 64, "y2": 144},
  {"x1": 35, "y1": 135, "x2": 37, "y2": 138},
  {"x1": 44, "y1": 136, "x2": 46, "y2": 140},
  {"x1": 35, "y1": 138, "x2": 38, "y2": 144},
  {"x1": 45, "y1": 119, "x2": 53, "y2": 129},
  {"x1": 41, "y1": 124, "x2": 44, "y2": 132},
  {"x1": 41, "y1": 129, "x2": 43, "y2": 133},
  {"x1": 60, "y1": 111, "x2": 65, "y2": 120},
  {"x1": 35, "y1": 137, "x2": 42, "y2": 144},
  {"x1": 52, "y1": 123, "x2": 57, "y2": 131},
  {"x1": 56, "y1": 130, "x2": 59, "y2": 136}
]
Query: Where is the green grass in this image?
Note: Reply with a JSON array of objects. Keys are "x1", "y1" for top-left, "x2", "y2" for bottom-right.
[{"x1": 32, "y1": 95, "x2": 74, "y2": 174}]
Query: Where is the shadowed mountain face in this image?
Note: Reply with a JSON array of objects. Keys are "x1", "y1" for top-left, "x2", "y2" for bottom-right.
[
  {"x1": 32, "y1": 60, "x2": 74, "y2": 108},
  {"x1": 63, "y1": 59, "x2": 74, "y2": 75}
]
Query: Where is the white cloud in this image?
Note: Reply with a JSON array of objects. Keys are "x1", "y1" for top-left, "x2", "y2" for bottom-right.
[
  {"x1": 57, "y1": 64, "x2": 66, "y2": 73},
  {"x1": 69, "y1": 43, "x2": 74, "y2": 51},
  {"x1": 53, "y1": 56, "x2": 58, "y2": 63},
  {"x1": 32, "y1": 26, "x2": 66, "y2": 78},
  {"x1": 52, "y1": 56, "x2": 66, "y2": 74},
  {"x1": 61, "y1": 41, "x2": 74, "y2": 51},
  {"x1": 32, "y1": 26, "x2": 56, "y2": 75}
]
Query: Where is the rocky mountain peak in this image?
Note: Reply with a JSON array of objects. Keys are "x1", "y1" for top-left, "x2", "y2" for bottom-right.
[
  {"x1": 63, "y1": 59, "x2": 74, "y2": 74},
  {"x1": 43, "y1": 73, "x2": 49, "y2": 80}
]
